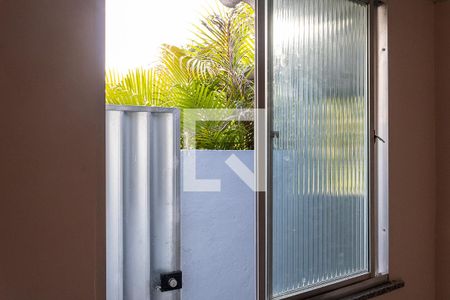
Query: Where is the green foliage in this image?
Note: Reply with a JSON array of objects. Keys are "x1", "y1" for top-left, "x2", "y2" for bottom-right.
[{"x1": 106, "y1": 2, "x2": 255, "y2": 150}]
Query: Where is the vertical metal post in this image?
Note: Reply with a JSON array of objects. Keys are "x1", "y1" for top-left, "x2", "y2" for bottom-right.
[{"x1": 255, "y1": 0, "x2": 268, "y2": 299}]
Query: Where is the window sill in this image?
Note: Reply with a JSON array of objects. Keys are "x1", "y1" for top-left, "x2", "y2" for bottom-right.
[
  {"x1": 342, "y1": 280, "x2": 405, "y2": 299},
  {"x1": 307, "y1": 277, "x2": 405, "y2": 300}
]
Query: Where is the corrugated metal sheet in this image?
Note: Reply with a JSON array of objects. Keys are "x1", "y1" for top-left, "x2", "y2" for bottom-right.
[{"x1": 106, "y1": 105, "x2": 181, "y2": 300}]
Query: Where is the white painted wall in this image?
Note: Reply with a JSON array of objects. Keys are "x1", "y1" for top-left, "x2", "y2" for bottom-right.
[{"x1": 181, "y1": 150, "x2": 256, "y2": 300}]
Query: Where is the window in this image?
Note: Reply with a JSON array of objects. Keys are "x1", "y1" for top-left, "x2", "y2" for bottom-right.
[
  {"x1": 257, "y1": 0, "x2": 390, "y2": 299},
  {"x1": 106, "y1": 0, "x2": 392, "y2": 299}
]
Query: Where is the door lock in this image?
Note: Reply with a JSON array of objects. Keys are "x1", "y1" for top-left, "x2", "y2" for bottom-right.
[{"x1": 160, "y1": 271, "x2": 182, "y2": 292}]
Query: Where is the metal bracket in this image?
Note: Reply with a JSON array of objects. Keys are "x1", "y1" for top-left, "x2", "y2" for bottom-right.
[{"x1": 160, "y1": 271, "x2": 182, "y2": 292}]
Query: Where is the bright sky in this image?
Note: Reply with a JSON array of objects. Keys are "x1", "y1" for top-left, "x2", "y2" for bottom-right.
[{"x1": 106, "y1": 0, "x2": 217, "y2": 72}]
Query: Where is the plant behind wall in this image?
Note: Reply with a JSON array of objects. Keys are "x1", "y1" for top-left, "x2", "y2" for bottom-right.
[{"x1": 106, "y1": 2, "x2": 255, "y2": 150}]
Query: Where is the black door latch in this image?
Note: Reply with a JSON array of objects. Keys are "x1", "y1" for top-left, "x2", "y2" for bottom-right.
[{"x1": 160, "y1": 271, "x2": 182, "y2": 292}]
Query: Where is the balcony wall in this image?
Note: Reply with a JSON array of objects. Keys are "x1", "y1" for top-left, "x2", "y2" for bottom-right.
[{"x1": 181, "y1": 150, "x2": 256, "y2": 300}]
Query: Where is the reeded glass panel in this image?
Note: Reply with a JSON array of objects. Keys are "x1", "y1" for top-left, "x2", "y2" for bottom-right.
[{"x1": 270, "y1": 0, "x2": 369, "y2": 297}]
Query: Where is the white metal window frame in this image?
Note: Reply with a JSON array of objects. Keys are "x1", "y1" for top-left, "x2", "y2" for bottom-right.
[{"x1": 254, "y1": 0, "x2": 390, "y2": 299}]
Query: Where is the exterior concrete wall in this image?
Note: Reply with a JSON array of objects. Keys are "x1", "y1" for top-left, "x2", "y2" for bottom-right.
[{"x1": 181, "y1": 150, "x2": 256, "y2": 300}]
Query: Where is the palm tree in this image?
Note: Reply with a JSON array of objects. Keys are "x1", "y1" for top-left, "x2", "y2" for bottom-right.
[{"x1": 106, "y1": 2, "x2": 255, "y2": 150}]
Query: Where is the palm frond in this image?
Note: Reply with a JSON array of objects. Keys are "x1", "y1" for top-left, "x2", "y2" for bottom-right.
[{"x1": 105, "y1": 1, "x2": 255, "y2": 150}]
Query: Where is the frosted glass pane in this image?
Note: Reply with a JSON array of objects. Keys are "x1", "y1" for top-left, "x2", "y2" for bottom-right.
[{"x1": 270, "y1": 0, "x2": 369, "y2": 297}]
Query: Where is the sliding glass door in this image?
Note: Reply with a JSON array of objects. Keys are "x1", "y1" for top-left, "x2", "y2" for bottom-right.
[{"x1": 269, "y1": 0, "x2": 370, "y2": 298}]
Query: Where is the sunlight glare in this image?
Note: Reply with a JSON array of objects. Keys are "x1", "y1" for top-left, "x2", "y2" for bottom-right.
[{"x1": 106, "y1": 0, "x2": 215, "y2": 72}]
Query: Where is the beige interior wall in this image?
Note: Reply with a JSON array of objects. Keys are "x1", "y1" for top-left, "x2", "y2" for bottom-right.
[
  {"x1": 376, "y1": 0, "x2": 437, "y2": 299},
  {"x1": 0, "y1": 0, "x2": 445, "y2": 299},
  {"x1": 435, "y1": 2, "x2": 450, "y2": 300},
  {"x1": 0, "y1": 0, "x2": 105, "y2": 300}
]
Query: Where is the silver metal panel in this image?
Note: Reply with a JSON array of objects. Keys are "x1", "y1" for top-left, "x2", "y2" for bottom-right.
[
  {"x1": 149, "y1": 112, "x2": 180, "y2": 300},
  {"x1": 107, "y1": 110, "x2": 124, "y2": 300},
  {"x1": 375, "y1": 2, "x2": 389, "y2": 276},
  {"x1": 106, "y1": 105, "x2": 181, "y2": 300},
  {"x1": 123, "y1": 111, "x2": 151, "y2": 300}
]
